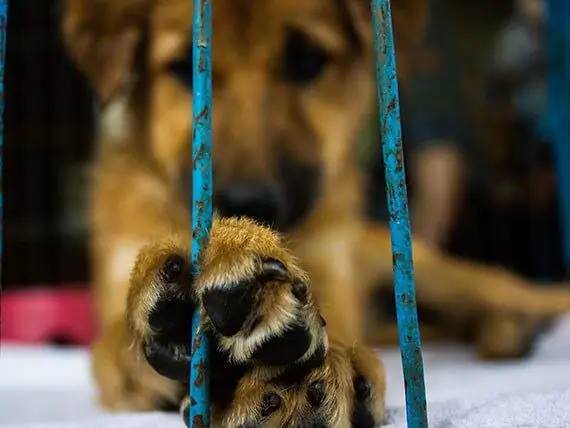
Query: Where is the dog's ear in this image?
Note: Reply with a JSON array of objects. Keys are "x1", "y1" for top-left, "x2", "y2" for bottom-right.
[
  {"x1": 61, "y1": 0, "x2": 149, "y2": 104},
  {"x1": 391, "y1": 0, "x2": 429, "y2": 51},
  {"x1": 342, "y1": 0, "x2": 429, "y2": 81},
  {"x1": 391, "y1": 0, "x2": 430, "y2": 82}
]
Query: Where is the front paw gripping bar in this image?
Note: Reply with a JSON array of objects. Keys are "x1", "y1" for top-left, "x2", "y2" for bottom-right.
[
  {"x1": 190, "y1": 0, "x2": 213, "y2": 426},
  {"x1": 188, "y1": 1, "x2": 429, "y2": 427}
]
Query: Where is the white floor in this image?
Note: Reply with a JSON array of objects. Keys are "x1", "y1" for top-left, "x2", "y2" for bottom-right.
[{"x1": 2, "y1": 317, "x2": 570, "y2": 427}]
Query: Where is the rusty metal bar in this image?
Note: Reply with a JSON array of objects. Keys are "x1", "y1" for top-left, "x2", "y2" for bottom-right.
[
  {"x1": 190, "y1": 0, "x2": 212, "y2": 426},
  {"x1": 370, "y1": 1, "x2": 429, "y2": 427}
]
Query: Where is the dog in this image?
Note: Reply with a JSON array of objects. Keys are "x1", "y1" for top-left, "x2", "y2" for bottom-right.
[{"x1": 61, "y1": 0, "x2": 570, "y2": 425}]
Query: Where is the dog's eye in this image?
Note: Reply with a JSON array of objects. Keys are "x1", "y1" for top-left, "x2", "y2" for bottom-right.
[
  {"x1": 281, "y1": 29, "x2": 330, "y2": 85},
  {"x1": 168, "y1": 54, "x2": 193, "y2": 88}
]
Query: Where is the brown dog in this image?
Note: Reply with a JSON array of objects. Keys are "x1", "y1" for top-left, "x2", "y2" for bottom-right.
[{"x1": 61, "y1": 0, "x2": 570, "y2": 425}]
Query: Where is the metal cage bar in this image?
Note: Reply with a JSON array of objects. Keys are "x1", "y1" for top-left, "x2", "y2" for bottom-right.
[
  {"x1": 370, "y1": 1, "x2": 428, "y2": 427},
  {"x1": 190, "y1": 0, "x2": 213, "y2": 426}
]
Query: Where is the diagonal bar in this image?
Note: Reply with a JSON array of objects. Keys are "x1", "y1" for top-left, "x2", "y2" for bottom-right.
[
  {"x1": 370, "y1": 1, "x2": 429, "y2": 427},
  {"x1": 190, "y1": 0, "x2": 213, "y2": 426}
]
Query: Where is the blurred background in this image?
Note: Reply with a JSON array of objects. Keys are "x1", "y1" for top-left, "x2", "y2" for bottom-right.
[{"x1": 1, "y1": 0, "x2": 568, "y2": 346}]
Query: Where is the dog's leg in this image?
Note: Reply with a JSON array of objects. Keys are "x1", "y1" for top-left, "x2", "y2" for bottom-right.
[
  {"x1": 475, "y1": 312, "x2": 553, "y2": 359},
  {"x1": 357, "y1": 221, "x2": 570, "y2": 357},
  {"x1": 91, "y1": 318, "x2": 183, "y2": 411},
  {"x1": 300, "y1": 263, "x2": 369, "y2": 347},
  {"x1": 358, "y1": 220, "x2": 570, "y2": 315},
  {"x1": 127, "y1": 216, "x2": 386, "y2": 426},
  {"x1": 89, "y1": 147, "x2": 195, "y2": 410}
]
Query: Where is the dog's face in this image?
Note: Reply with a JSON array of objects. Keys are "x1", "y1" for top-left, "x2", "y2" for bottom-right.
[{"x1": 62, "y1": 0, "x2": 426, "y2": 232}]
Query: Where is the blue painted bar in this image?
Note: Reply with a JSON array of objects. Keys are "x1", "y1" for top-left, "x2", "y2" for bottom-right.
[
  {"x1": 190, "y1": 0, "x2": 212, "y2": 426},
  {"x1": 545, "y1": 0, "x2": 570, "y2": 273},
  {"x1": 370, "y1": 1, "x2": 428, "y2": 427},
  {"x1": 0, "y1": 0, "x2": 7, "y2": 269}
]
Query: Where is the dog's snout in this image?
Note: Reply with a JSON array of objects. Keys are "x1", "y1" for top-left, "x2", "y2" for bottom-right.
[{"x1": 215, "y1": 184, "x2": 280, "y2": 226}]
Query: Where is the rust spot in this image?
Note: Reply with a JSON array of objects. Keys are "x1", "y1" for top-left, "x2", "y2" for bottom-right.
[
  {"x1": 193, "y1": 415, "x2": 207, "y2": 428},
  {"x1": 196, "y1": 105, "x2": 210, "y2": 123},
  {"x1": 192, "y1": 142, "x2": 208, "y2": 170},
  {"x1": 414, "y1": 348, "x2": 423, "y2": 360},
  {"x1": 192, "y1": 329, "x2": 202, "y2": 354},
  {"x1": 192, "y1": 228, "x2": 201, "y2": 241},
  {"x1": 387, "y1": 97, "x2": 397, "y2": 114},
  {"x1": 395, "y1": 148, "x2": 404, "y2": 173},
  {"x1": 194, "y1": 362, "x2": 206, "y2": 387},
  {"x1": 393, "y1": 252, "x2": 405, "y2": 264},
  {"x1": 198, "y1": 54, "x2": 206, "y2": 73}
]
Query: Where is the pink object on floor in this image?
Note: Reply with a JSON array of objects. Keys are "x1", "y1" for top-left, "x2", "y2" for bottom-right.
[{"x1": 1, "y1": 287, "x2": 96, "y2": 345}]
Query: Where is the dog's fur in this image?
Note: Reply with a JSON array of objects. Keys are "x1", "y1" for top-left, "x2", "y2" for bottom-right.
[{"x1": 61, "y1": 0, "x2": 570, "y2": 425}]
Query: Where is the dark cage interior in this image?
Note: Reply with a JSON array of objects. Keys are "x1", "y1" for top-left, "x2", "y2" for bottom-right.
[{"x1": 4, "y1": 0, "x2": 94, "y2": 288}]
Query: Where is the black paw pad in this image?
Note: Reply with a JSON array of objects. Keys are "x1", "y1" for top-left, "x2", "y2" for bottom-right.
[
  {"x1": 351, "y1": 375, "x2": 375, "y2": 428},
  {"x1": 307, "y1": 380, "x2": 326, "y2": 407},
  {"x1": 292, "y1": 281, "x2": 308, "y2": 304},
  {"x1": 202, "y1": 280, "x2": 256, "y2": 337},
  {"x1": 259, "y1": 258, "x2": 289, "y2": 282},
  {"x1": 353, "y1": 375, "x2": 372, "y2": 400},
  {"x1": 161, "y1": 254, "x2": 186, "y2": 282},
  {"x1": 272, "y1": 344, "x2": 326, "y2": 387},
  {"x1": 251, "y1": 323, "x2": 312, "y2": 366},
  {"x1": 143, "y1": 340, "x2": 190, "y2": 381},
  {"x1": 148, "y1": 298, "x2": 194, "y2": 338},
  {"x1": 260, "y1": 392, "x2": 282, "y2": 417}
]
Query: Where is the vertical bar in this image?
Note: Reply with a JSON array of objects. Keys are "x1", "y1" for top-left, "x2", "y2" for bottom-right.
[
  {"x1": 370, "y1": 1, "x2": 428, "y2": 428},
  {"x1": 190, "y1": 0, "x2": 212, "y2": 427},
  {"x1": 0, "y1": 0, "x2": 7, "y2": 274},
  {"x1": 545, "y1": 0, "x2": 570, "y2": 274}
]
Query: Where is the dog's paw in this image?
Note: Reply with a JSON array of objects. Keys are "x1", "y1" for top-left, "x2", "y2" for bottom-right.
[
  {"x1": 178, "y1": 342, "x2": 386, "y2": 428},
  {"x1": 127, "y1": 238, "x2": 197, "y2": 381},
  {"x1": 126, "y1": 216, "x2": 327, "y2": 382},
  {"x1": 194, "y1": 217, "x2": 327, "y2": 368},
  {"x1": 476, "y1": 312, "x2": 553, "y2": 360}
]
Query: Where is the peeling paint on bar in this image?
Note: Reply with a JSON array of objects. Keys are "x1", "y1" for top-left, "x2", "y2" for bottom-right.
[
  {"x1": 370, "y1": 1, "x2": 428, "y2": 428},
  {"x1": 190, "y1": 0, "x2": 212, "y2": 426}
]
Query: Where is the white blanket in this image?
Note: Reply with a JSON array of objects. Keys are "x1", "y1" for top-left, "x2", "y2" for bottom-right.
[{"x1": 2, "y1": 316, "x2": 570, "y2": 428}]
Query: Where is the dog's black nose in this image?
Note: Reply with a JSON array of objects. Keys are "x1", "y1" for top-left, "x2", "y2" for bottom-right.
[{"x1": 215, "y1": 184, "x2": 280, "y2": 226}]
